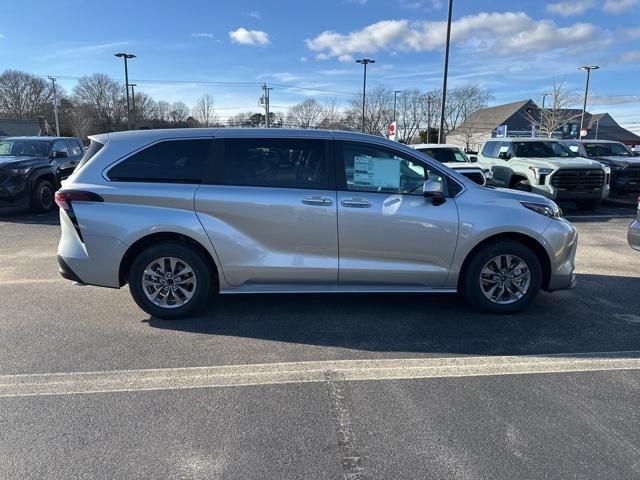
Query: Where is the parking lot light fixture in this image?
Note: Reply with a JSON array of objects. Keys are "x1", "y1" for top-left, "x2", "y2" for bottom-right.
[
  {"x1": 356, "y1": 58, "x2": 375, "y2": 133},
  {"x1": 115, "y1": 53, "x2": 136, "y2": 130},
  {"x1": 578, "y1": 65, "x2": 599, "y2": 137}
]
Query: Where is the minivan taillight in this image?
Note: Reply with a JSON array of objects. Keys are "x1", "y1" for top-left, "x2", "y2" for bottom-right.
[{"x1": 55, "y1": 190, "x2": 103, "y2": 242}]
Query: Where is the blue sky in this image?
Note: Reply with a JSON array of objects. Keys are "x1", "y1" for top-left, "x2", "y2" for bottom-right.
[{"x1": 0, "y1": 0, "x2": 639, "y2": 130}]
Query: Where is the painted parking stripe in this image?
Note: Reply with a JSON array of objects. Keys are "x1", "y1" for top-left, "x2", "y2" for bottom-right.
[{"x1": 1, "y1": 351, "x2": 640, "y2": 398}]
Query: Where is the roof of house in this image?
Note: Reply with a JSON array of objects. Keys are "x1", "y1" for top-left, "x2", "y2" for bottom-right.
[
  {"x1": 0, "y1": 119, "x2": 44, "y2": 137},
  {"x1": 451, "y1": 99, "x2": 533, "y2": 134}
]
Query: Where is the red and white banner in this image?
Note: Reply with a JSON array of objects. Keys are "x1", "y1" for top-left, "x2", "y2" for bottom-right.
[{"x1": 388, "y1": 121, "x2": 397, "y2": 141}]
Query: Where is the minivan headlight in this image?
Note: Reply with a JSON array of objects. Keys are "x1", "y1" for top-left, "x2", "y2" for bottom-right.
[{"x1": 521, "y1": 201, "x2": 563, "y2": 219}]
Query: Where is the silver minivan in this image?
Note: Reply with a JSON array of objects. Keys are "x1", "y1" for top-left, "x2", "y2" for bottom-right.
[{"x1": 56, "y1": 129, "x2": 578, "y2": 318}]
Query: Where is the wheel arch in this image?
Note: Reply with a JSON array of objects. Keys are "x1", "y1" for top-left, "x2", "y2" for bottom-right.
[
  {"x1": 29, "y1": 168, "x2": 57, "y2": 189},
  {"x1": 118, "y1": 232, "x2": 219, "y2": 288},
  {"x1": 457, "y1": 232, "x2": 552, "y2": 291}
]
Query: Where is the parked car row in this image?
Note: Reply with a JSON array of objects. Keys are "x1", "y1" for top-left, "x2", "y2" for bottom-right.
[{"x1": 0, "y1": 136, "x2": 85, "y2": 212}]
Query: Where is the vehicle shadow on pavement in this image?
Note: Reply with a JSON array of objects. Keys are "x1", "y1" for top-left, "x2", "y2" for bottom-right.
[
  {"x1": 146, "y1": 273, "x2": 640, "y2": 357},
  {"x1": 0, "y1": 208, "x2": 60, "y2": 225}
]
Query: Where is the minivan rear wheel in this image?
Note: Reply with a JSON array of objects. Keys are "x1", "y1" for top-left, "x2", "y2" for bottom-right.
[
  {"x1": 128, "y1": 242, "x2": 212, "y2": 319},
  {"x1": 462, "y1": 240, "x2": 542, "y2": 314}
]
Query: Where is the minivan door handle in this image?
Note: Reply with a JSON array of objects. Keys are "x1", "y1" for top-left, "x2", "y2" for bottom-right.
[
  {"x1": 341, "y1": 198, "x2": 373, "y2": 208},
  {"x1": 301, "y1": 196, "x2": 334, "y2": 206}
]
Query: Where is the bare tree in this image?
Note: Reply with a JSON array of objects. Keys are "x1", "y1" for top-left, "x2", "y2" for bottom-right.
[
  {"x1": 169, "y1": 101, "x2": 190, "y2": 123},
  {"x1": 346, "y1": 86, "x2": 393, "y2": 135},
  {"x1": 0, "y1": 70, "x2": 53, "y2": 118},
  {"x1": 73, "y1": 73, "x2": 126, "y2": 131},
  {"x1": 443, "y1": 85, "x2": 493, "y2": 135},
  {"x1": 155, "y1": 101, "x2": 171, "y2": 122},
  {"x1": 68, "y1": 102, "x2": 94, "y2": 140},
  {"x1": 132, "y1": 92, "x2": 157, "y2": 123},
  {"x1": 287, "y1": 99, "x2": 323, "y2": 128},
  {"x1": 526, "y1": 79, "x2": 580, "y2": 138},
  {"x1": 396, "y1": 89, "x2": 427, "y2": 143},
  {"x1": 318, "y1": 98, "x2": 343, "y2": 129},
  {"x1": 227, "y1": 112, "x2": 252, "y2": 127},
  {"x1": 192, "y1": 94, "x2": 217, "y2": 127}
]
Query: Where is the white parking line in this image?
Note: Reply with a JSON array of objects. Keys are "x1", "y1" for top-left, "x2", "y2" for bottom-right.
[
  {"x1": 1, "y1": 351, "x2": 639, "y2": 398},
  {"x1": 564, "y1": 214, "x2": 634, "y2": 220},
  {"x1": 0, "y1": 278, "x2": 62, "y2": 286}
]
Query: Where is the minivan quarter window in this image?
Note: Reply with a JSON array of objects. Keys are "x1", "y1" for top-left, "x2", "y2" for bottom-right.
[
  {"x1": 107, "y1": 139, "x2": 211, "y2": 183},
  {"x1": 222, "y1": 138, "x2": 330, "y2": 190}
]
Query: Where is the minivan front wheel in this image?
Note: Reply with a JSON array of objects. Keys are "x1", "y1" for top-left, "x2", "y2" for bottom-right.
[
  {"x1": 462, "y1": 240, "x2": 542, "y2": 314},
  {"x1": 128, "y1": 242, "x2": 212, "y2": 319}
]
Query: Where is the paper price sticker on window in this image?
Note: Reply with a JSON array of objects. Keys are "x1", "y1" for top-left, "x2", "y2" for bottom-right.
[{"x1": 353, "y1": 156, "x2": 400, "y2": 189}]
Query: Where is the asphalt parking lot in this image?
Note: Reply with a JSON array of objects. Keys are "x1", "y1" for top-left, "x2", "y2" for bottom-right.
[{"x1": 1, "y1": 200, "x2": 639, "y2": 479}]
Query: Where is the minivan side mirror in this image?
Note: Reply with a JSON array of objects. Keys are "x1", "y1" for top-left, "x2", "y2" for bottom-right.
[
  {"x1": 422, "y1": 180, "x2": 446, "y2": 205},
  {"x1": 469, "y1": 155, "x2": 478, "y2": 162},
  {"x1": 498, "y1": 151, "x2": 511, "y2": 160}
]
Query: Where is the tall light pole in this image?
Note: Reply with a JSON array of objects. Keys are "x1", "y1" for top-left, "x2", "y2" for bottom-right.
[
  {"x1": 48, "y1": 76, "x2": 60, "y2": 136},
  {"x1": 392, "y1": 90, "x2": 401, "y2": 124},
  {"x1": 578, "y1": 65, "x2": 599, "y2": 137},
  {"x1": 115, "y1": 52, "x2": 135, "y2": 130},
  {"x1": 356, "y1": 58, "x2": 375, "y2": 133},
  {"x1": 129, "y1": 83, "x2": 137, "y2": 130},
  {"x1": 438, "y1": 0, "x2": 453, "y2": 144}
]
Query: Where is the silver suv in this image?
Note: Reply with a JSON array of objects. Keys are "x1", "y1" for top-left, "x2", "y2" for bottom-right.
[
  {"x1": 56, "y1": 129, "x2": 578, "y2": 318},
  {"x1": 478, "y1": 138, "x2": 610, "y2": 211}
]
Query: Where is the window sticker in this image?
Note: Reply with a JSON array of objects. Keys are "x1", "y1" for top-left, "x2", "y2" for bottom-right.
[{"x1": 353, "y1": 156, "x2": 400, "y2": 189}]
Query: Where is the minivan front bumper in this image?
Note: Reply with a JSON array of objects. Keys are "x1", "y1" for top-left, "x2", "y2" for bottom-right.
[{"x1": 541, "y1": 218, "x2": 579, "y2": 291}]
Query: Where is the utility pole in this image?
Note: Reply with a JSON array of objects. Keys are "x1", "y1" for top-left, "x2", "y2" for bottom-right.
[
  {"x1": 262, "y1": 83, "x2": 273, "y2": 127},
  {"x1": 48, "y1": 76, "x2": 60, "y2": 136},
  {"x1": 393, "y1": 90, "x2": 401, "y2": 124},
  {"x1": 427, "y1": 93, "x2": 434, "y2": 143},
  {"x1": 578, "y1": 65, "x2": 599, "y2": 137},
  {"x1": 129, "y1": 84, "x2": 137, "y2": 130},
  {"x1": 356, "y1": 58, "x2": 375, "y2": 133},
  {"x1": 540, "y1": 92, "x2": 552, "y2": 137},
  {"x1": 115, "y1": 52, "x2": 136, "y2": 130},
  {"x1": 438, "y1": 0, "x2": 453, "y2": 144}
]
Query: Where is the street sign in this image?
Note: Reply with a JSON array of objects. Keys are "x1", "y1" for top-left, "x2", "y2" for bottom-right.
[
  {"x1": 496, "y1": 125, "x2": 508, "y2": 138},
  {"x1": 388, "y1": 122, "x2": 397, "y2": 141},
  {"x1": 580, "y1": 128, "x2": 588, "y2": 138},
  {"x1": 531, "y1": 123, "x2": 537, "y2": 138}
]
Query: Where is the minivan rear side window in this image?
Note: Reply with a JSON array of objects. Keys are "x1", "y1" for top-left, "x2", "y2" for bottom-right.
[
  {"x1": 223, "y1": 138, "x2": 329, "y2": 190},
  {"x1": 108, "y1": 139, "x2": 210, "y2": 183}
]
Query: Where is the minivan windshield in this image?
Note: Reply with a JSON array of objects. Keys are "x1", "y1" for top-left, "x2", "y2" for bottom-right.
[
  {"x1": 513, "y1": 141, "x2": 575, "y2": 158},
  {"x1": 416, "y1": 147, "x2": 468, "y2": 163},
  {"x1": 0, "y1": 139, "x2": 49, "y2": 156},
  {"x1": 584, "y1": 142, "x2": 633, "y2": 157}
]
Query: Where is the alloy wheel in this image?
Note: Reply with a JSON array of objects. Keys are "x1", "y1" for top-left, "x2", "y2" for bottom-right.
[
  {"x1": 141, "y1": 257, "x2": 198, "y2": 309},
  {"x1": 479, "y1": 254, "x2": 531, "y2": 305}
]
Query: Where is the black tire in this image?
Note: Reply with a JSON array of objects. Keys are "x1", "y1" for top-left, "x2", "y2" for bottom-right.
[
  {"x1": 128, "y1": 242, "x2": 213, "y2": 319},
  {"x1": 512, "y1": 180, "x2": 532, "y2": 192},
  {"x1": 462, "y1": 240, "x2": 542, "y2": 314},
  {"x1": 30, "y1": 179, "x2": 55, "y2": 213},
  {"x1": 575, "y1": 200, "x2": 601, "y2": 211}
]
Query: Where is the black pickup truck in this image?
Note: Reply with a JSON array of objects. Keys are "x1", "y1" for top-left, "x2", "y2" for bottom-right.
[{"x1": 0, "y1": 136, "x2": 85, "y2": 212}]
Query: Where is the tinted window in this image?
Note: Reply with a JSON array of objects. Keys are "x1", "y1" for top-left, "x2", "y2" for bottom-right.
[
  {"x1": 481, "y1": 142, "x2": 498, "y2": 158},
  {"x1": 584, "y1": 142, "x2": 632, "y2": 157},
  {"x1": 513, "y1": 141, "x2": 574, "y2": 158},
  {"x1": 0, "y1": 139, "x2": 49, "y2": 156},
  {"x1": 223, "y1": 138, "x2": 329, "y2": 189},
  {"x1": 418, "y1": 147, "x2": 468, "y2": 163},
  {"x1": 65, "y1": 139, "x2": 83, "y2": 156},
  {"x1": 51, "y1": 140, "x2": 69, "y2": 156},
  {"x1": 341, "y1": 142, "x2": 444, "y2": 195},
  {"x1": 108, "y1": 139, "x2": 210, "y2": 183}
]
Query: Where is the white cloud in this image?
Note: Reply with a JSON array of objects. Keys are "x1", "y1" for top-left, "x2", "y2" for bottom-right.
[
  {"x1": 191, "y1": 32, "x2": 214, "y2": 38},
  {"x1": 229, "y1": 28, "x2": 270, "y2": 46},
  {"x1": 620, "y1": 50, "x2": 640, "y2": 63},
  {"x1": 244, "y1": 11, "x2": 261, "y2": 19},
  {"x1": 348, "y1": 0, "x2": 368, "y2": 4},
  {"x1": 306, "y1": 13, "x2": 607, "y2": 58},
  {"x1": 603, "y1": 0, "x2": 638, "y2": 13},
  {"x1": 0, "y1": 33, "x2": 4, "y2": 39},
  {"x1": 546, "y1": 1, "x2": 593, "y2": 16},
  {"x1": 39, "y1": 41, "x2": 130, "y2": 60},
  {"x1": 620, "y1": 28, "x2": 640, "y2": 39},
  {"x1": 300, "y1": 56, "x2": 308, "y2": 62},
  {"x1": 398, "y1": 0, "x2": 442, "y2": 9},
  {"x1": 338, "y1": 54, "x2": 354, "y2": 62}
]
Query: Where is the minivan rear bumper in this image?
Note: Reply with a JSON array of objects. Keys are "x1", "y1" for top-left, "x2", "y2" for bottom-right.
[
  {"x1": 541, "y1": 219, "x2": 579, "y2": 292},
  {"x1": 57, "y1": 255, "x2": 85, "y2": 283}
]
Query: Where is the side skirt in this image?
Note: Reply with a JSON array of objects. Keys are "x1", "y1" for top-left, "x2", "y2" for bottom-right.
[{"x1": 219, "y1": 284, "x2": 458, "y2": 295}]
